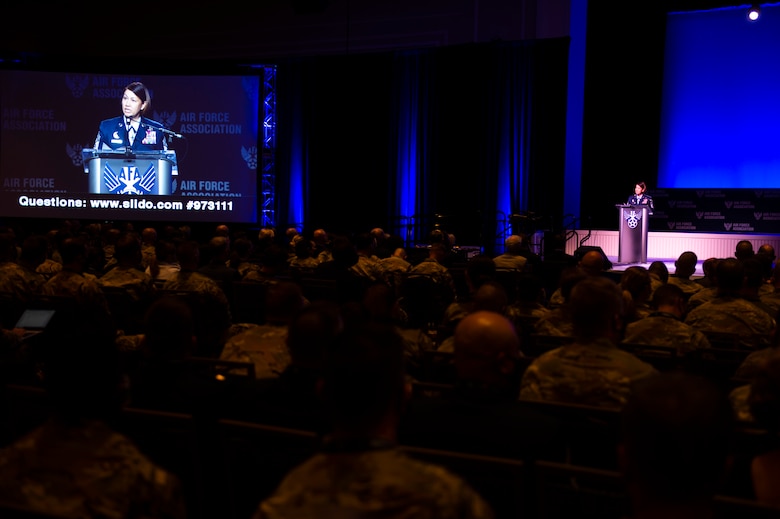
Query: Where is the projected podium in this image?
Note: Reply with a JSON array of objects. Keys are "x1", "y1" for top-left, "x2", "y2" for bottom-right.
[
  {"x1": 82, "y1": 149, "x2": 178, "y2": 195},
  {"x1": 616, "y1": 204, "x2": 650, "y2": 264}
]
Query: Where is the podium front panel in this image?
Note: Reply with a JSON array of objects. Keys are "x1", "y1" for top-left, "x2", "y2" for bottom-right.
[
  {"x1": 83, "y1": 150, "x2": 177, "y2": 195},
  {"x1": 617, "y1": 205, "x2": 649, "y2": 264}
]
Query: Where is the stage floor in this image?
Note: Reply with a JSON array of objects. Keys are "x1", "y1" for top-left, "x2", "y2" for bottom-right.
[{"x1": 561, "y1": 229, "x2": 780, "y2": 278}]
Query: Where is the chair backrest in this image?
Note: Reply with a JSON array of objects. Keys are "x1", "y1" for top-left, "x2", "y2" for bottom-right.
[
  {"x1": 216, "y1": 418, "x2": 320, "y2": 519},
  {"x1": 185, "y1": 357, "x2": 256, "y2": 379},
  {"x1": 400, "y1": 444, "x2": 528, "y2": 519}
]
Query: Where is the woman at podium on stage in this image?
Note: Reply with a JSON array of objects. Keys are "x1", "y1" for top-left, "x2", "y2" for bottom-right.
[
  {"x1": 94, "y1": 81, "x2": 168, "y2": 152},
  {"x1": 628, "y1": 181, "x2": 654, "y2": 215}
]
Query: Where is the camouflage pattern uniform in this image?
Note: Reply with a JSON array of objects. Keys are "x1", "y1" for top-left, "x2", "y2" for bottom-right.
[
  {"x1": 161, "y1": 271, "x2": 231, "y2": 322},
  {"x1": 41, "y1": 269, "x2": 110, "y2": 315},
  {"x1": 667, "y1": 276, "x2": 703, "y2": 298},
  {"x1": 35, "y1": 258, "x2": 62, "y2": 281},
  {"x1": 0, "y1": 261, "x2": 46, "y2": 301},
  {"x1": 0, "y1": 419, "x2": 186, "y2": 519},
  {"x1": 735, "y1": 347, "x2": 778, "y2": 380},
  {"x1": 759, "y1": 290, "x2": 780, "y2": 318},
  {"x1": 254, "y1": 446, "x2": 494, "y2": 519},
  {"x1": 622, "y1": 311, "x2": 712, "y2": 356},
  {"x1": 408, "y1": 258, "x2": 457, "y2": 303},
  {"x1": 493, "y1": 253, "x2": 527, "y2": 272},
  {"x1": 533, "y1": 307, "x2": 574, "y2": 337},
  {"x1": 219, "y1": 323, "x2": 291, "y2": 379},
  {"x1": 350, "y1": 254, "x2": 382, "y2": 282},
  {"x1": 684, "y1": 296, "x2": 776, "y2": 348},
  {"x1": 141, "y1": 243, "x2": 156, "y2": 270},
  {"x1": 686, "y1": 286, "x2": 718, "y2": 311},
  {"x1": 98, "y1": 266, "x2": 156, "y2": 302},
  {"x1": 729, "y1": 383, "x2": 753, "y2": 422},
  {"x1": 519, "y1": 337, "x2": 658, "y2": 409},
  {"x1": 376, "y1": 255, "x2": 412, "y2": 290}
]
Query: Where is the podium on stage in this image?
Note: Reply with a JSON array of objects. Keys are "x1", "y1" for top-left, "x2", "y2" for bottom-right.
[
  {"x1": 82, "y1": 149, "x2": 178, "y2": 195},
  {"x1": 616, "y1": 204, "x2": 649, "y2": 264}
]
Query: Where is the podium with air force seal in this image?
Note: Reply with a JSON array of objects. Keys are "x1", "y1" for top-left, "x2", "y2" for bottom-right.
[
  {"x1": 616, "y1": 204, "x2": 649, "y2": 264},
  {"x1": 82, "y1": 149, "x2": 178, "y2": 195}
]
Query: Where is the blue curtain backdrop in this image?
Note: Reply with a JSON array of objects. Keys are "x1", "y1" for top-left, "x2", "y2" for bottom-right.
[{"x1": 275, "y1": 39, "x2": 568, "y2": 252}]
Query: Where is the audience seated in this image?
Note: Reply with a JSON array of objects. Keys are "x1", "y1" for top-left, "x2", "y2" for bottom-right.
[
  {"x1": 492, "y1": 234, "x2": 528, "y2": 272},
  {"x1": 440, "y1": 254, "x2": 498, "y2": 341},
  {"x1": 619, "y1": 371, "x2": 735, "y2": 519},
  {"x1": 520, "y1": 276, "x2": 658, "y2": 409},
  {"x1": 146, "y1": 238, "x2": 182, "y2": 284},
  {"x1": 621, "y1": 283, "x2": 711, "y2": 357},
  {"x1": 407, "y1": 242, "x2": 457, "y2": 309},
  {"x1": 619, "y1": 266, "x2": 653, "y2": 324},
  {"x1": 667, "y1": 251, "x2": 703, "y2": 299},
  {"x1": 400, "y1": 310, "x2": 564, "y2": 461},
  {"x1": 735, "y1": 239, "x2": 755, "y2": 262},
  {"x1": 98, "y1": 231, "x2": 156, "y2": 303},
  {"x1": 547, "y1": 249, "x2": 607, "y2": 308},
  {"x1": 684, "y1": 257, "x2": 776, "y2": 349},
  {"x1": 0, "y1": 305, "x2": 186, "y2": 518},
  {"x1": 647, "y1": 260, "x2": 668, "y2": 297},
  {"x1": 759, "y1": 263, "x2": 780, "y2": 317},
  {"x1": 254, "y1": 320, "x2": 494, "y2": 519},
  {"x1": 160, "y1": 239, "x2": 233, "y2": 357},
  {"x1": 40, "y1": 235, "x2": 111, "y2": 317},
  {"x1": 534, "y1": 265, "x2": 587, "y2": 337},
  {"x1": 219, "y1": 280, "x2": 307, "y2": 379},
  {"x1": 0, "y1": 232, "x2": 46, "y2": 306}
]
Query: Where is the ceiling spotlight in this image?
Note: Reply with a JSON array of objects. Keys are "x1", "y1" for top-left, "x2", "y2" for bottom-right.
[{"x1": 747, "y1": 4, "x2": 761, "y2": 21}]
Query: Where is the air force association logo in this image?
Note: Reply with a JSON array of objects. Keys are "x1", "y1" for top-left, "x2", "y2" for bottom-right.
[
  {"x1": 624, "y1": 209, "x2": 642, "y2": 229},
  {"x1": 104, "y1": 164, "x2": 156, "y2": 195}
]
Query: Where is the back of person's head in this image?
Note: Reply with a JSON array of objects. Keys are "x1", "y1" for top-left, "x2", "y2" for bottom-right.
[
  {"x1": 504, "y1": 234, "x2": 524, "y2": 255},
  {"x1": 674, "y1": 251, "x2": 698, "y2": 277},
  {"x1": 19, "y1": 234, "x2": 47, "y2": 267},
  {"x1": 34, "y1": 305, "x2": 124, "y2": 421},
  {"x1": 742, "y1": 257, "x2": 767, "y2": 291},
  {"x1": 264, "y1": 280, "x2": 306, "y2": 325},
  {"x1": 286, "y1": 301, "x2": 343, "y2": 369},
  {"x1": 702, "y1": 257, "x2": 720, "y2": 279},
  {"x1": 578, "y1": 250, "x2": 607, "y2": 276},
  {"x1": 758, "y1": 243, "x2": 776, "y2": 260},
  {"x1": 142, "y1": 295, "x2": 196, "y2": 362},
  {"x1": 206, "y1": 235, "x2": 230, "y2": 263},
  {"x1": 472, "y1": 280, "x2": 509, "y2": 314},
  {"x1": 113, "y1": 232, "x2": 142, "y2": 264},
  {"x1": 154, "y1": 239, "x2": 178, "y2": 263},
  {"x1": 353, "y1": 232, "x2": 375, "y2": 253},
  {"x1": 0, "y1": 231, "x2": 18, "y2": 262},
  {"x1": 620, "y1": 266, "x2": 652, "y2": 301},
  {"x1": 715, "y1": 257, "x2": 745, "y2": 295},
  {"x1": 650, "y1": 283, "x2": 686, "y2": 312},
  {"x1": 453, "y1": 310, "x2": 522, "y2": 390},
  {"x1": 569, "y1": 276, "x2": 624, "y2": 342},
  {"x1": 176, "y1": 240, "x2": 201, "y2": 270},
  {"x1": 748, "y1": 349, "x2": 780, "y2": 434},
  {"x1": 515, "y1": 273, "x2": 546, "y2": 304},
  {"x1": 620, "y1": 372, "x2": 734, "y2": 506},
  {"x1": 465, "y1": 254, "x2": 496, "y2": 290},
  {"x1": 361, "y1": 282, "x2": 401, "y2": 324},
  {"x1": 736, "y1": 240, "x2": 755, "y2": 261},
  {"x1": 330, "y1": 236, "x2": 359, "y2": 268},
  {"x1": 321, "y1": 320, "x2": 407, "y2": 430},
  {"x1": 648, "y1": 261, "x2": 669, "y2": 283},
  {"x1": 557, "y1": 266, "x2": 589, "y2": 303},
  {"x1": 59, "y1": 236, "x2": 88, "y2": 267}
]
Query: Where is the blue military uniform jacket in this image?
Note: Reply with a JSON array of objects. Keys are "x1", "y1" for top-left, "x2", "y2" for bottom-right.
[{"x1": 95, "y1": 116, "x2": 168, "y2": 152}]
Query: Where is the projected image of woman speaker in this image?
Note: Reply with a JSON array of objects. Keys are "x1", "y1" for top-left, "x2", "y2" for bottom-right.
[
  {"x1": 88, "y1": 81, "x2": 179, "y2": 196},
  {"x1": 94, "y1": 82, "x2": 169, "y2": 152}
]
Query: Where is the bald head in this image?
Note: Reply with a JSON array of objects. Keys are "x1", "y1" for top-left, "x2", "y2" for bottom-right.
[
  {"x1": 579, "y1": 250, "x2": 606, "y2": 275},
  {"x1": 454, "y1": 310, "x2": 522, "y2": 387}
]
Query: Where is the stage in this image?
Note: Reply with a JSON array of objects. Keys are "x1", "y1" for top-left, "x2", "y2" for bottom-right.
[{"x1": 560, "y1": 229, "x2": 780, "y2": 276}]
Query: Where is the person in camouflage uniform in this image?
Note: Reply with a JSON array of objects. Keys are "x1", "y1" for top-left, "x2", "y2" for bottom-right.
[
  {"x1": 376, "y1": 246, "x2": 412, "y2": 297},
  {"x1": 622, "y1": 283, "x2": 711, "y2": 356},
  {"x1": 492, "y1": 234, "x2": 528, "y2": 272},
  {"x1": 520, "y1": 276, "x2": 658, "y2": 409},
  {"x1": 684, "y1": 257, "x2": 776, "y2": 348},
  {"x1": 0, "y1": 305, "x2": 186, "y2": 519},
  {"x1": 41, "y1": 236, "x2": 110, "y2": 316},
  {"x1": 0, "y1": 232, "x2": 46, "y2": 303},
  {"x1": 220, "y1": 280, "x2": 306, "y2": 379},
  {"x1": 98, "y1": 232, "x2": 156, "y2": 302},
  {"x1": 161, "y1": 240, "x2": 232, "y2": 357},
  {"x1": 666, "y1": 251, "x2": 703, "y2": 299},
  {"x1": 348, "y1": 231, "x2": 382, "y2": 283},
  {"x1": 407, "y1": 242, "x2": 457, "y2": 308},
  {"x1": 254, "y1": 320, "x2": 493, "y2": 519},
  {"x1": 140, "y1": 226, "x2": 158, "y2": 270}
]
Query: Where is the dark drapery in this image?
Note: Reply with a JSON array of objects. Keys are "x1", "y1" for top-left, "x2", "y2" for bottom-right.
[{"x1": 275, "y1": 38, "x2": 569, "y2": 251}]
